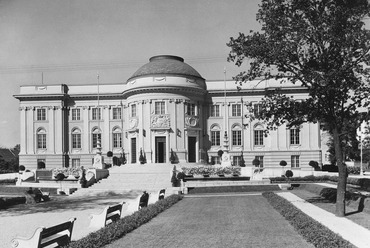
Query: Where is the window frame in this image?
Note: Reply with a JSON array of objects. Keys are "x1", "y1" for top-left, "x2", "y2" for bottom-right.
[
  {"x1": 291, "y1": 155, "x2": 300, "y2": 168},
  {"x1": 131, "y1": 104, "x2": 137, "y2": 117},
  {"x1": 154, "y1": 101, "x2": 166, "y2": 115},
  {"x1": 71, "y1": 108, "x2": 81, "y2": 121},
  {"x1": 255, "y1": 156, "x2": 264, "y2": 167},
  {"x1": 112, "y1": 107, "x2": 122, "y2": 120},
  {"x1": 290, "y1": 128, "x2": 300, "y2": 145},
  {"x1": 36, "y1": 108, "x2": 46, "y2": 121},
  {"x1": 92, "y1": 107, "x2": 101, "y2": 120},
  {"x1": 187, "y1": 103, "x2": 196, "y2": 116},
  {"x1": 231, "y1": 104, "x2": 241, "y2": 117},
  {"x1": 92, "y1": 128, "x2": 102, "y2": 148},
  {"x1": 71, "y1": 128, "x2": 81, "y2": 149},
  {"x1": 210, "y1": 104, "x2": 220, "y2": 117},
  {"x1": 37, "y1": 129, "x2": 47, "y2": 149}
]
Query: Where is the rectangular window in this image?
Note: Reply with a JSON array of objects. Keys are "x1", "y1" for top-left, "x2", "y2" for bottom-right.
[
  {"x1": 254, "y1": 130, "x2": 264, "y2": 146},
  {"x1": 211, "y1": 156, "x2": 220, "y2": 165},
  {"x1": 290, "y1": 128, "x2": 300, "y2": 145},
  {"x1": 113, "y1": 133, "x2": 122, "y2": 148},
  {"x1": 210, "y1": 105, "x2": 220, "y2": 117},
  {"x1": 211, "y1": 131, "x2": 220, "y2": 146},
  {"x1": 37, "y1": 108, "x2": 46, "y2": 121},
  {"x1": 254, "y1": 103, "x2": 262, "y2": 116},
  {"x1": 72, "y1": 159, "x2": 80, "y2": 168},
  {"x1": 112, "y1": 107, "x2": 122, "y2": 120},
  {"x1": 92, "y1": 133, "x2": 101, "y2": 148},
  {"x1": 72, "y1": 133, "x2": 81, "y2": 149},
  {"x1": 255, "y1": 156, "x2": 264, "y2": 167},
  {"x1": 37, "y1": 134, "x2": 46, "y2": 149},
  {"x1": 155, "y1": 102, "x2": 165, "y2": 115},
  {"x1": 92, "y1": 108, "x2": 101, "y2": 120},
  {"x1": 232, "y1": 130, "x2": 242, "y2": 146},
  {"x1": 187, "y1": 103, "x2": 196, "y2": 116},
  {"x1": 291, "y1": 155, "x2": 300, "y2": 168},
  {"x1": 72, "y1": 108, "x2": 80, "y2": 121},
  {"x1": 131, "y1": 104, "x2": 137, "y2": 117},
  {"x1": 232, "y1": 104, "x2": 241, "y2": 116},
  {"x1": 233, "y1": 156, "x2": 241, "y2": 166}
]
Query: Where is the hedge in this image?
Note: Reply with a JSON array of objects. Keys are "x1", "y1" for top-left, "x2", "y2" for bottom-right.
[
  {"x1": 64, "y1": 194, "x2": 183, "y2": 248},
  {"x1": 262, "y1": 192, "x2": 355, "y2": 248}
]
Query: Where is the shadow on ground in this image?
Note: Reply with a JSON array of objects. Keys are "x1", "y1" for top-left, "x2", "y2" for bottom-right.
[{"x1": 0, "y1": 191, "x2": 139, "y2": 216}]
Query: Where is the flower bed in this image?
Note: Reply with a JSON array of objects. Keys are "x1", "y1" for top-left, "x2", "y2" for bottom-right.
[
  {"x1": 181, "y1": 166, "x2": 241, "y2": 176},
  {"x1": 52, "y1": 167, "x2": 82, "y2": 178}
]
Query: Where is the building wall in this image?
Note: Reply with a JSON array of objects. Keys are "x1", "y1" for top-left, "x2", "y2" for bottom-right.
[{"x1": 15, "y1": 79, "x2": 322, "y2": 170}]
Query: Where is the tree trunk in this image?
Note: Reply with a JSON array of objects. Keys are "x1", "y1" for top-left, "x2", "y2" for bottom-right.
[{"x1": 332, "y1": 128, "x2": 347, "y2": 217}]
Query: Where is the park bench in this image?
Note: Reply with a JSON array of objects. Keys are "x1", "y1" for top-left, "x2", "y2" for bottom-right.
[
  {"x1": 10, "y1": 217, "x2": 76, "y2": 248},
  {"x1": 89, "y1": 201, "x2": 126, "y2": 229}
]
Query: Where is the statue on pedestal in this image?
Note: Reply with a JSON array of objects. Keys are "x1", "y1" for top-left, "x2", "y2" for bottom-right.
[
  {"x1": 221, "y1": 131, "x2": 232, "y2": 167},
  {"x1": 93, "y1": 140, "x2": 105, "y2": 169}
]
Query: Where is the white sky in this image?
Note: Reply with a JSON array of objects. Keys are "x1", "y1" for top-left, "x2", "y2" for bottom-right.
[{"x1": 0, "y1": 0, "x2": 261, "y2": 148}]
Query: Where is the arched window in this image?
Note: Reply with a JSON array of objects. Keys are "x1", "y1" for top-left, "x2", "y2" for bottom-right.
[
  {"x1": 231, "y1": 124, "x2": 242, "y2": 146},
  {"x1": 37, "y1": 128, "x2": 47, "y2": 149},
  {"x1": 71, "y1": 128, "x2": 81, "y2": 149},
  {"x1": 210, "y1": 124, "x2": 221, "y2": 146},
  {"x1": 112, "y1": 127, "x2": 122, "y2": 148},
  {"x1": 92, "y1": 128, "x2": 101, "y2": 148},
  {"x1": 254, "y1": 124, "x2": 264, "y2": 146}
]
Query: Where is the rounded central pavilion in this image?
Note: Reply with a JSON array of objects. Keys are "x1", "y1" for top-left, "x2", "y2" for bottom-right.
[{"x1": 124, "y1": 55, "x2": 207, "y2": 164}]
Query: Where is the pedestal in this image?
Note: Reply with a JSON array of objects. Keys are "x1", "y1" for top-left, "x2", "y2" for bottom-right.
[
  {"x1": 93, "y1": 154, "x2": 105, "y2": 169},
  {"x1": 221, "y1": 151, "x2": 232, "y2": 167}
]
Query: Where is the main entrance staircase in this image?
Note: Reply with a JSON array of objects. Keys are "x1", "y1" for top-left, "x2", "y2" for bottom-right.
[{"x1": 71, "y1": 163, "x2": 174, "y2": 196}]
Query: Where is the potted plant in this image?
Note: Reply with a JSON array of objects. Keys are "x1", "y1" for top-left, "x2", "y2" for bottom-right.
[
  {"x1": 169, "y1": 149, "x2": 177, "y2": 164},
  {"x1": 139, "y1": 148, "x2": 146, "y2": 164}
]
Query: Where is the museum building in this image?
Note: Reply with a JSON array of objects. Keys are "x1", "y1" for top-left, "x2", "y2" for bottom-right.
[{"x1": 14, "y1": 55, "x2": 322, "y2": 170}]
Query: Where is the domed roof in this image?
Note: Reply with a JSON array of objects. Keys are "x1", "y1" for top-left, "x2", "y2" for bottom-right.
[{"x1": 128, "y1": 55, "x2": 204, "y2": 81}]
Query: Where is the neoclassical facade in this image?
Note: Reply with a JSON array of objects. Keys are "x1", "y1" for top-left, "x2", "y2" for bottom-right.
[{"x1": 14, "y1": 55, "x2": 322, "y2": 170}]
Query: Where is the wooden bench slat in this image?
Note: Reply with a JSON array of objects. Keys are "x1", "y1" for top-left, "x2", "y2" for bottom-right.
[
  {"x1": 40, "y1": 234, "x2": 69, "y2": 248},
  {"x1": 41, "y1": 221, "x2": 73, "y2": 238}
]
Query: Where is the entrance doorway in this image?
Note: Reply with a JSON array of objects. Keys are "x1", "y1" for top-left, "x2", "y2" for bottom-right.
[
  {"x1": 188, "y1": 136, "x2": 196, "y2": 163},
  {"x1": 155, "y1": 137, "x2": 166, "y2": 163},
  {"x1": 131, "y1": 138, "x2": 136, "y2": 163}
]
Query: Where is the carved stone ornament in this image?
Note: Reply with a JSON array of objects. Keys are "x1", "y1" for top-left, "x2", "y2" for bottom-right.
[
  {"x1": 129, "y1": 118, "x2": 138, "y2": 129},
  {"x1": 151, "y1": 115, "x2": 170, "y2": 128},
  {"x1": 185, "y1": 116, "x2": 199, "y2": 127}
]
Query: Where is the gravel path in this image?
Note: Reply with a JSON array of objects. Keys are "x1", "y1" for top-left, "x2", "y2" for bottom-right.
[{"x1": 104, "y1": 193, "x2": 315, "y2": 248}]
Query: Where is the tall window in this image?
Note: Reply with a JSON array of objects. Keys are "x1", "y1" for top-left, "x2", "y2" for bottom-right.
[
  {"x1": 92, "y1": 108, "x2": 101, "y2": 120},
  {"x1": 253, "y1": 103, "x2": 262, "y2": 116},
  {"x1": 113, "y1": 128, "x2": 122, "y2": 148},
  {"x1": 255, "y1": 156, "x2": 264, "y2": 167},
  {"x1": 232, "y1": 104, "x2": 241, "y2": 116},
  {"x1": 291, "y1": 155, "x2": 300, "y2": 168},
  {"x1": 112, "y1": 107, "x2": 122, "y2": 120},
  {"x1": 187, "y1": 103, "x2": 196, "y2": 116},
  {"x1": 71, "y1": 128, "x2": 81, "y2": 149},
  {"x1": 37, "y1": 108, "x2": 46, "y2": 121},
  {"x1": 155, "y1": 102, "x2": 165, "y2": 115},
  {"x1": 290, "y1": 128, "x2": 300, "y2": 145},
  {"x1": 37, "y1": 129, "x2": 47, "y2": 149},
  {"x1": 232, "y1": 130, "x2": 242, "y2": 146},
  {"x1": 233, "y1": 156, "x2": 242, "y2": 166},
  {"x1": 254, "y1": 125, "x2": 264, "y2": 146},
  {"x1": 210, "y1": 125, "x2": 221, "y2": 146},
  {"x1": 210, "y1": 105, "x2": 220, "y2": 117},
  {"x1": 131, "y1": 104, "x2": 137, "y2": 117},
  {"x1": 72, "y1": 159, "x2": 80, "y2": 168},
  {"x1": 92, "y1": 128, "x2": 101, "y2": 148},
  {"x1": 71, "y1": 108, "x2": 80, "y2": 121}
]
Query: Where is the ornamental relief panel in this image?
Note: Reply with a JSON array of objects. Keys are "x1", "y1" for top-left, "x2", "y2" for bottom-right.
[
  {"x1": 185, "y1": 116, "x2": 199, "y2": 128},
  {"x1": 151, "y1": 114, "x2": 170, "y2": 129},
  {"x1": 128, "y1": 118, "x2": 138, "y2": 130}
]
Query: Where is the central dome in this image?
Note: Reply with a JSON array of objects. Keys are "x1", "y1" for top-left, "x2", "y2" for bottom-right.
[{"x1": 128, "y1": 55, "x2": 204, "y2": 81}]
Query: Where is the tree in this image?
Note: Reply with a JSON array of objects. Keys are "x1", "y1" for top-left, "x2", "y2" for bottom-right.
[{"x1": 227, "y1": 0, "x2": 370, "y2": 217}]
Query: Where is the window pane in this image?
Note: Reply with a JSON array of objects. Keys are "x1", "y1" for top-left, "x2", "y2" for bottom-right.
[
  {"x1": 211, "y1": 131, "x2": 220, "y2": 146},
  {"x1": 187, "y1": 103, "x2": 195, "y2": 115},
  {"x1": 113, "y1": 107, "x2": 122, "y2": 119},
  {"x1": 254, "y1": 130, "x2": 264, "y2": 146},
  {"x1": 72, "y1": 109, "x2": 80, "y2": 120},
  {"x1": 155, "y1": 102, "x2": 165, "y2": 115},
  {"x1": 232, "y1": 104, "x2": 241, "y2": 116},
  {"x1": 113, "y1": 133, "x2": 122, "y2": 148},
  {"x1": 290, "y1": 129, "x2": 300, "y2": 145},
  {"x1": 291, "y1": 155, "x2": 300, "y2": 168},
  {"x1": 92, "y1": 108, "x2": 101, "y2": 120},
  {"x1": 37, "y1": 133, "x2": 46, "y2": 149},
  {"x1": 72, "y1": 133, "x2": 81, "y2": 148},
  {"x1": 232, "y1": 130, "x2": 241, "y2": 146},
  {"x1": 211, "y1": 105, "x2": 220, "y2": 117},
  {"x1": 37, "y1": 109, "x2": 46, "y2": 121}
]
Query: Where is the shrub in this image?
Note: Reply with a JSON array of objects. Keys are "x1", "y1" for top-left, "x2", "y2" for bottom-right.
[
  {"x1": 252, "y1": 158, "x2": 260, "y2": 167},
  {"x1": 217, "y1": 150, "x2": 224, "y2": 158},
  {"x1": 19, "y1": 165, "x2": 25, "y2": 172},
  {"x1": 322, "y1": 164, "x2": 338, "y2": 172},
  {"x1": 279, "y1": 160, "x2": 287, "y2": 166},
  {"x1": 285, "y1": 170, "x2": 293, "y2": 178},
  {"x1": 66, "y1": 194, "x2": 183, "y2": 248},
  {"x1": 262, "y1": 192, "x2": 354, "y2": 248},
  {"x1": 347, "y1": 166, "x2": 361, "y2": 175},
  {"x1": 55, "y1": 173, "x2": 65, "y2": 181}
]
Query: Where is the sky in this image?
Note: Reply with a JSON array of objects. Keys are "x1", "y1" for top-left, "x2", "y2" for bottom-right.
[{"x1": 0, "y1": 0, "x2": 261, "y2": 148}]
